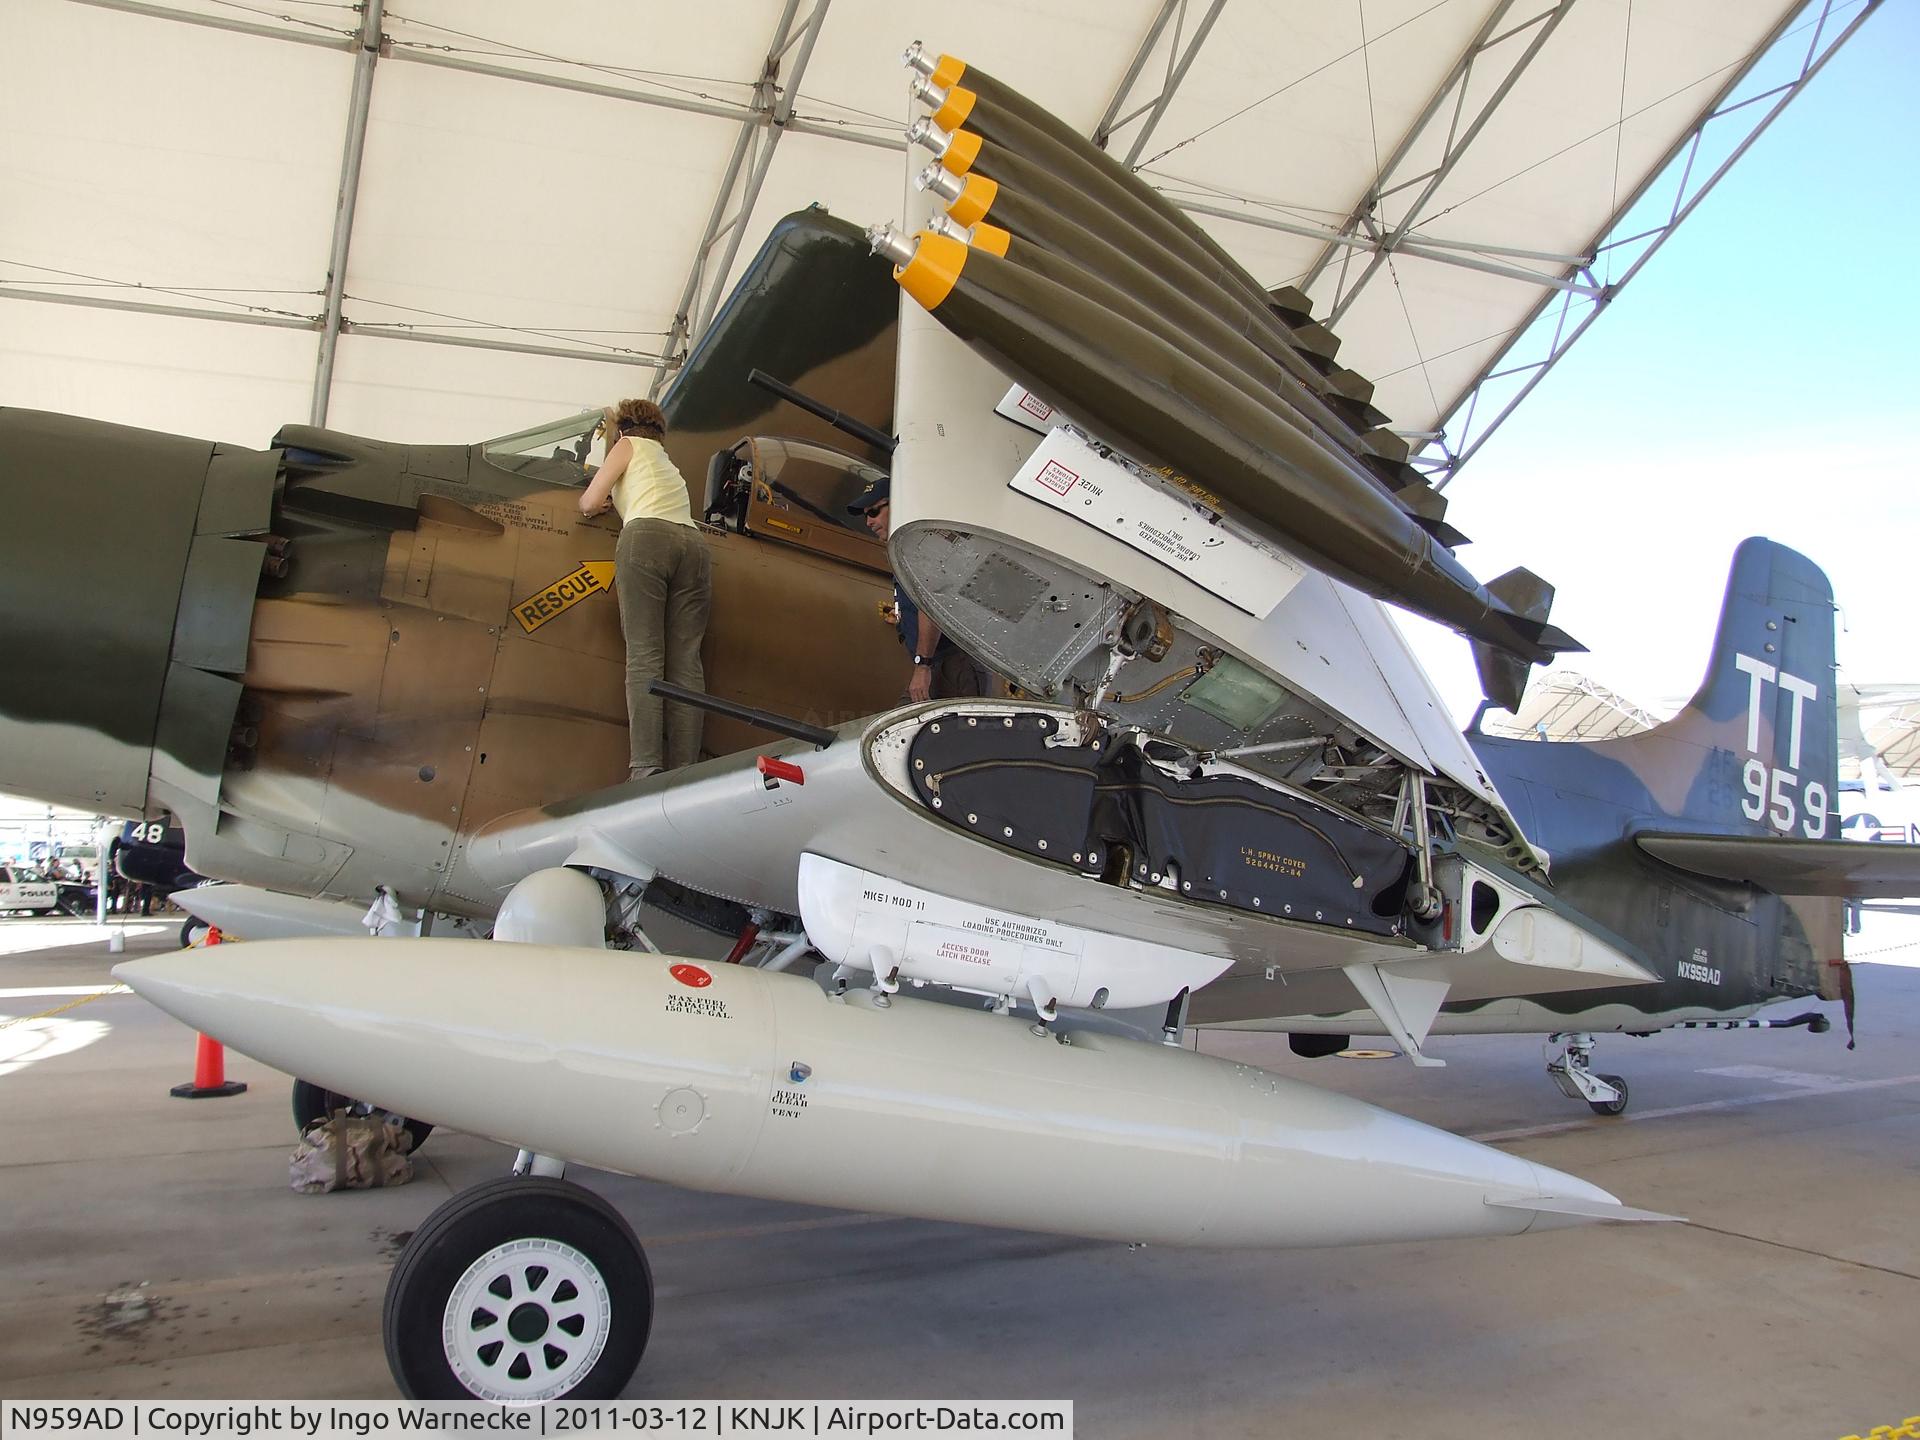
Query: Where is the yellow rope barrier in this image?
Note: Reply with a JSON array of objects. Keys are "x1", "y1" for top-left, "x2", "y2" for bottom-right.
[{"x1": 0, "y1": 985, "x2": 131, "y2": 1030}]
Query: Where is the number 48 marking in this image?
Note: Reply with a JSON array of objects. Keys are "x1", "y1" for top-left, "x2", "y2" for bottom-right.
[{"x1": 1742, "y1": 760, "x2": 1828, "y2": 838}]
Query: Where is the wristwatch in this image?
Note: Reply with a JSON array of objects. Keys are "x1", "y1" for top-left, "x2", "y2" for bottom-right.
[{"x1": 912, "y1": 654, "x2": 931, "y2": 666}]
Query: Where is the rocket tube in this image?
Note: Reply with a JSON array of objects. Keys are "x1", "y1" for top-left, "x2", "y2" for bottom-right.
[
  {"x1": 116, "y1": 938, "x2": 1633, "y2": 1248},
  {"x1": 885, "y1": 229, "x2": 1564, "y2": 662},
  {"x1": 919, "y1": 161, "x2": 1404, "y2": 473},
  {"x1": 912, "y1": 134, "x2": 1371, "y2": 410},
  {"x1": 958, "y1": 223, "x2": 1422, "y2": 518},
  {"x1": 912, "y1": 56, "x2": 1287, "y2": 325},
  {"x1": 913, "y1": 111, "x2": 1293, "y2": 360},
  {"x1": 913, "y1": 55, "x2": 1361, "y2": 390}
]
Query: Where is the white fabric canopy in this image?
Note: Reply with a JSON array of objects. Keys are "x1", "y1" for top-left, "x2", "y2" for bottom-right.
[{"x1": 0, "y1": 0, "x2": 1874, "y2": 467}]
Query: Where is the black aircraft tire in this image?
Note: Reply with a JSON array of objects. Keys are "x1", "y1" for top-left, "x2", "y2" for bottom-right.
[
  {"x1": 292, "y1": 1078, "x2": 434, "y2": 1154},
  {"x1": 384, "y1": 1176, "x2": 653, "y2": 1402},
  {"x1": 1289, "y1": 1033, "x2": 1350, "y2": 1059},
  {"x1": 1588, "y1": 1075, "x2": 1629, "y2": 1116},
  {"x1": 179, "y1": 919, "x2": 205, "y2": 949}
]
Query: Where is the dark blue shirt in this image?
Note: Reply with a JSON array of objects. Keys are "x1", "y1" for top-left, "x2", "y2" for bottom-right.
[{"x1": 894, "y1": 585, "x2": 955, "y2": 659}]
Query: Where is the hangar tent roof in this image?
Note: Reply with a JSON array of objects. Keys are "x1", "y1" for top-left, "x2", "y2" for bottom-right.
[{"x1": 0, "y1": 0, "x2": 1878, "y2": 476}]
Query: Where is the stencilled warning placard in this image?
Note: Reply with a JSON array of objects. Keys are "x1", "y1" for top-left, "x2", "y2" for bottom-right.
[
  {"x1": 511, "y1": 560, "x2": 615, "y2": 633},
  {"x1": 795, "y1": 854, "x2": 1232, "y2": 1012},
  {"x1": 993, "y1": 384, "x2": 1072, "y2": 436},
  {"x1": 1007, "y1": 428, "x2": 1302, "y2": 618},
  {"x1": 847, "y1": 880, "x2": 1086, "y2": 994}
]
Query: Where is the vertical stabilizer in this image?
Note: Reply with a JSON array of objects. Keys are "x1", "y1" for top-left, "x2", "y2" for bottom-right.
[
  {"x1": 1626, "y1": 538, "x2": 1839, "y2": 839},
  {"x1": 1631, "y1": 539, "x2": 1845, "y2": 1011}
]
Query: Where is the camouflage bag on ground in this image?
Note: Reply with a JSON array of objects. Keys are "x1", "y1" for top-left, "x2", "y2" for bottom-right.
[{"x1": 289, "y1": 1111, "x2": 415, "y2": 1193}]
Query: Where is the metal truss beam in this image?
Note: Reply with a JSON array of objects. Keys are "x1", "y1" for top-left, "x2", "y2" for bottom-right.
[
  {"x1": 1422, "y1": 0, "x2": 1879, "y2": 486},
  {"x1": 692, "y1": 1, "x2": 832, "y2": 342},
  {"x1": 648, "y1": 0, "x2": 833, "y2": 399},
  {"x1": 393, "y1": 48, "x2": 899, "y2": 153},
  {"x1": 1172, "y1": 197, "x2": 1603, "y2": 296},
  {"x1": 56, "y1": 0, "x2": 892, "y2": 406},
  {"x1": 345, "y1": 323, "x2": 658, "y2": 368},
  {"x1": 1093, "y1": 0, "x2": 1180, "y2": 149},
  {"x1": 0, "y1": 286, "x2": 318, "y2": 332},
  {"x1": 63, "y1": 0, "x2": 898, "y2": 150},
  {"x1": 1304, "y1": 0, "x2": 1575, "y2": 325},
  {"x1": 309, "y1": 0, "x2": 382, "y2": 426},
  {"x1": 65, "y1": 0, "x2": 354, "y2": 52},
  {"x1": 1091, "y1": 0, "x2": 1228, "y2": 167},
  {"x1": 0, "y1": 288, "x2": 660, "y2": 368}
]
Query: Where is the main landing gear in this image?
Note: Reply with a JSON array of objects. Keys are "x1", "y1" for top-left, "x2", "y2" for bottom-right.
[
  {"x1": 1545, "y1": 1033, "x2": 1629, "y2": 1116},
  {"x1": 385, "y1": 866, "x2": 654, "y2": 1401},
  {"x1": 385, "y1": 1161, "x2": 655, "y2": 1401}
]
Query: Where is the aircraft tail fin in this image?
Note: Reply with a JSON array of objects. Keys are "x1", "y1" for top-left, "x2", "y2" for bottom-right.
[
  {"x1": 1606, "y1": 539, "x2": 1850, "y2": 1027},
  {"x1": 1621, "y1": 537, "x2": 1840, "y2": 837}
]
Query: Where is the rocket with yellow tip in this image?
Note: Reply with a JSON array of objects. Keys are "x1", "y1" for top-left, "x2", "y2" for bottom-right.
[
  {"x1": 904, "y1": 50, "x2": 1470, "y2": 557},
  {"x1": 891, "y1": 45, "x2": 1582, "y2": 709},
  {"x1": 872, "y1": 220, "x2": 1578, "y2": 709}
]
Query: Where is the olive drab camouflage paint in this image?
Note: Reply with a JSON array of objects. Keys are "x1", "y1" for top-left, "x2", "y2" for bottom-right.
[
  {"x1": 1187, "y1": 539, "x2": 1854, "y2": 1037},
  {"x1": 0, "y1": 211, "x2": 908, "y2": 917},
  {"x1": 0, "y1": 188, "x2": 1908, "y2": 1061},
  {"x1": 1464, "y1": 539, "x2": 1847, "y2": 1019}
]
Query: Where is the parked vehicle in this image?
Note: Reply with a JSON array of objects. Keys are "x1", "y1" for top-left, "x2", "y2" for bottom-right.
[{"x1": 1, "y1": 862, "x2": 60, "y2": 915}]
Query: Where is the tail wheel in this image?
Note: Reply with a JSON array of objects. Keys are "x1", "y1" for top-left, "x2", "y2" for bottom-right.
[
  {"x1": 1587, "y1": 1074, "x2": 1629, "y2": 1116},
  {"x1": 292, "y1": 1077, "x2": 434, "y2": 1154},
  {"x1": 384, "y1": 1176, "x2": 653, "y2": 1401}
]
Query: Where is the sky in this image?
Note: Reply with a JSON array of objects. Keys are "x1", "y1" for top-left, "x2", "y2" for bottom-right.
[{"x1": 1391, "y1": 0, "x2": 1919, "y2": 723}]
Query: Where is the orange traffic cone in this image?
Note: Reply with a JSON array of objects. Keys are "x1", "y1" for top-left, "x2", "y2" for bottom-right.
[{"x1": 169, "y1": 926, "x2": 247, "y2": 1099}]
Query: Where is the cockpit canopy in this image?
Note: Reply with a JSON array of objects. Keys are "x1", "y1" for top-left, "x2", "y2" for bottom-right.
[{"x1": 481, "y1": 409, "x2": 607, "y2": 480}]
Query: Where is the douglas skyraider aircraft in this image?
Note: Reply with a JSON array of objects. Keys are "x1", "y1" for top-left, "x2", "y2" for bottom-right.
[{"x1": 3, "y1": 46, "x2": 1915, "y2": 1403}]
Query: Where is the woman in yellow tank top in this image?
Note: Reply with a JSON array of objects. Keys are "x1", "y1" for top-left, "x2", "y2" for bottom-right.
[{"x1": 578, "y1": 398, "x2": 713, "y2": 780}]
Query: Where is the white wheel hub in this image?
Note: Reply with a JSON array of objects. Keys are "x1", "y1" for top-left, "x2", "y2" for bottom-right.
[{"x1": 443, "y1": 1237, "x2": 612, "y2": 1402}]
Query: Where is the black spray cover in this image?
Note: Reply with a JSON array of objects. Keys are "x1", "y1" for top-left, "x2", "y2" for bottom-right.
[{"x1": 907, "y1": 711, "x2": 1412, "y2": 936}]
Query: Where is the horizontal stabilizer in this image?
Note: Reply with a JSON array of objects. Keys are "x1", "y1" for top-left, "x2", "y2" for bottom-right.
[
  {"x1": 1359, "y1": 428, "x2": 1411, "y2": 464},
  {"x1": 1485, "y1": 1193, "x2": 1683, "y2": 1225},
  {"x1": 1517, "y1": 619, "x2": 1584, "y2": 655},
  {"x1": 1487, "y1": 565, "x2": 1554, "y2": 624},
  {"x1": 1472, "y1": 644, "x2": 1530, "y2": 714},
  {"x1": 1328, "y1": 392, "x2": 1388, "y2": 430},
  {"x1": 1362, "y1": 452, "x2": 1430, "y2": 495},
  {"x1": 1286, "y1": 318, "x2": 1340, "y2": 360},
  {"x1": 1382, "y1": 474, "x2": 1470, "y2": 549},
  {"x1": 1392, "y1": 477, "x2": 1448, "y2": 519},
  {"x1": 1411, "y1": 513, "x2": 1471, "y2": 550},
  {"x1": 1637, "y1": 833, "x2": 1920, "y2": 899},
  {"x1": 1322, "y1": 365, "x2": 1376, "y2": 407},
  {"x1": 1266, "y1": 286, "x2": 1314, "y2": 323}
]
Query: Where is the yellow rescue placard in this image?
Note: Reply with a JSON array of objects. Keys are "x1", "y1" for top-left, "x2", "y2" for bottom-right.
[{"x1": 513, "y1": 561, "x2": 616, "y2": 634}]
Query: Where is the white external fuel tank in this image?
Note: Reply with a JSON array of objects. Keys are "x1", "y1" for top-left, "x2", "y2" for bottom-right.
[{"x1": 117, "y1": 938, "x2": 1651, "y2": 1249}]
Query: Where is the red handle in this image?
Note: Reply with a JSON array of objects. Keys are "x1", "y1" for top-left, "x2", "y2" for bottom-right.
[{"x1": 756, "y1": 755, "x2": 806, "y2": 786}]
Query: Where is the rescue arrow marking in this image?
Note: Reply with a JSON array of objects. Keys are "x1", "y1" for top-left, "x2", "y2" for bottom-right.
[{"x1": 512, "y1": 560, "x2": 616, "y2": 633}]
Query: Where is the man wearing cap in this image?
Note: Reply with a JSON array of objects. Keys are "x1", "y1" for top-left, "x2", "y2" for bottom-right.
[{"x1": 850, "y1": 478, "x2": 990, "y2": 703}]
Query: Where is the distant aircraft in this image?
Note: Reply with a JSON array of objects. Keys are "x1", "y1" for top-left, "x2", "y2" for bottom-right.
[{"x1": 12, "y1": 48, "x2": 1920, "y2": 1403}]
